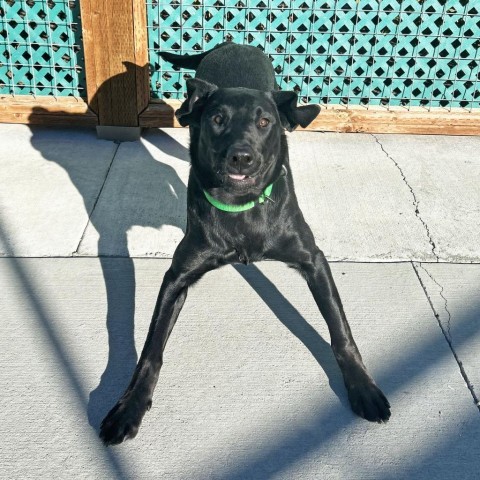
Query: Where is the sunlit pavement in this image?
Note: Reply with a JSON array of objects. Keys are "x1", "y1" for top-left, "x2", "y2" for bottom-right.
[{"x1": 1, "y1": 124, "x2": 479, "y2": 479}]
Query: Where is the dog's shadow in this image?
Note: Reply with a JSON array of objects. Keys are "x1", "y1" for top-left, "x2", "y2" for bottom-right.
[
  {"x1": 234, "y1": 264, "x2": 347, "y2": 406},
  {"x1": 29, "y1": 109, "x2": 189, "y2": 429},
  {"x1": 29, "y1": 113, "x2": 347, "y2": 431}
]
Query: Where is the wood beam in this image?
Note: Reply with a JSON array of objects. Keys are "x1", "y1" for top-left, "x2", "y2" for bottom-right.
[{"x1": 140, "y1": 100, "x2": 480, "y2": 135}]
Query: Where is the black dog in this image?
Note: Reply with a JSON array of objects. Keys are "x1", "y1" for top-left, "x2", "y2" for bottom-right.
[{"x1": 100, "y1": 43, "x2": 390, "y2": 445}]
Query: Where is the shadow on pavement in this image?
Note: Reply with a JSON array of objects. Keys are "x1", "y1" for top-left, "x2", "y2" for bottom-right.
[
  {"x1": 197, "y1": 275, "x2": 480, "y2": 479},
  {"x1": 234, "y1": 263, "x2": 349, "y2": 409},
  {"x1": 0, "y1": 217, "x2": 130, "y2": 479},
  {"x1": 30, "y1": 108, "x2": 188, "y2": 431}
]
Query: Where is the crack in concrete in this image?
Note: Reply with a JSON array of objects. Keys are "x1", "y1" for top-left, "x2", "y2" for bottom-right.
[
  {"x1": 73, "y1": 142, "x2": 120, "y2": 256},
  {"x1": 417, "y1": 263, "x2": 452, "y2": 341},
  {"x1": 412, "y1": 261, "x2": 480, "y2": 411},
  {"x1": 372, "y1": 134, "x2": 439, "y2": 262}
]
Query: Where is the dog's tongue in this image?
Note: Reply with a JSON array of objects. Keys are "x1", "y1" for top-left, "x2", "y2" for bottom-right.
[{"x1": 229, "y1": 174, "x2": 247, "y2": 180}]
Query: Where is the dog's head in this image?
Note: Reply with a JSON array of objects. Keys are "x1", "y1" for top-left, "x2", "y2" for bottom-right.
[{"x1": 176, "y1": 78, "x2": 320, "y2": 204}]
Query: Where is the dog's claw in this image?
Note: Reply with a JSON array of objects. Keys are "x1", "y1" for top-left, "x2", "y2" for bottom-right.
[
  {"x1": 347, "y1": 381, "x2": 391, "y2": 423},
  {"x1": 99, "y1": 396, "x2": 147, "y2": 446}
]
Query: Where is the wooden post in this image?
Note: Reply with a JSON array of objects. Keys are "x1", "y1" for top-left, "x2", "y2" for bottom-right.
[{"x1": 80, "y1": 0, "x2": 150, "y2": 140}]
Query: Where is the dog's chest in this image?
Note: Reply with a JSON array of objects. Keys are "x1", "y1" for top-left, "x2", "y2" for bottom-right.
[
  {"x1": 219, "y1": 213, "x2": 273, "y2": 264},
  {"x1": 231, "y1": 241, "x2": 264, "y2": 264}
]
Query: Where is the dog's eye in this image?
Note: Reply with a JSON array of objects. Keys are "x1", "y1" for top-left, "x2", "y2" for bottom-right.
[
  {"x1": 258, "y1": 118, "x2": 270, "y2": 128},
  {"x1": 213, "y1": 114, "x2": 223, "y2": 125}
]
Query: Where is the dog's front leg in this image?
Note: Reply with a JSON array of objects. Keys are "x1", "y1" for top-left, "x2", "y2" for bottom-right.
[
  {"x1": 99, "y1": 241, "x2": 219, "y2": 446},
  {"x1": 302, "y1": 249, "x2": 390, "y2": 422},
  {"x1": 270, "y1": 237, "x2": 390, "y2": 422}
]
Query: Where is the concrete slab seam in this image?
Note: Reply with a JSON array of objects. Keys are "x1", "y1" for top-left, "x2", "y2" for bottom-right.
[
  {"x1": 73, "y1": 142, "x2": 120, "y2": 256},
  {"x1": 411, "y1": 261, "x2": 480, "y2": 411},
  {"x1": 372, "y1": 134, "x2": 439, "y2": 262}
]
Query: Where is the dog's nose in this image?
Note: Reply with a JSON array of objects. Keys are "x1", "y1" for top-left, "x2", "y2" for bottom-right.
[
  {"x1": 227, "y1": 147, "x2": 254, "y2": 172},
  {"x1": 232, "y1": 152, "x2": 252, "y2": 165}
]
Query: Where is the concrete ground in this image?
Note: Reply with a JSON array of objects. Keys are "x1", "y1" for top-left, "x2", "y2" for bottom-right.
[{"x1": 0, "y1": 123, "x2": 479, "y2": 479}]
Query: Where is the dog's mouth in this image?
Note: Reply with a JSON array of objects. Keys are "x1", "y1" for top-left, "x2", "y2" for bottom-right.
[
  {"x1": 225, "y1": 173, "x2": 257, "y2": 187},
  {"x1": 228, "y1": 173, "x2": 247, "y2": 181}
]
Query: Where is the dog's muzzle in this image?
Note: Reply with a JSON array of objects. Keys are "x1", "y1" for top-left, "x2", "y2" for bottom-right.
[{"x1": 225, "y1": 145, "x2": 261, "y2": 179}]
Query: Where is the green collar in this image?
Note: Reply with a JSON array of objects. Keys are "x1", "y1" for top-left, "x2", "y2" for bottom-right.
[{"x1": 203, "y1": 183, "x2": 274, "y2": 212}]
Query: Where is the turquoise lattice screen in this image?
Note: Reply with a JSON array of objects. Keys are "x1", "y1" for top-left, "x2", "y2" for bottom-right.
[
  {"x1": 0, "y1": 0, "x2": 85, "y2": 96},
  {"x1": 148, "y1": 0, "x2": 480, "y2": 110}
]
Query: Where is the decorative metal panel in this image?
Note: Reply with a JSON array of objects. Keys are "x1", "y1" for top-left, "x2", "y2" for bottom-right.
[
  {"x1": 0, "y1": 0, "x2": 85, "y2": 96},
  {"x1": 148, "y1": 0, "x2": 480, "y2": 110}
]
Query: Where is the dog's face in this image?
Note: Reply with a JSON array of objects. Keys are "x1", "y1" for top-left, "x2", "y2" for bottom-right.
[
  {"x1": 177, "y1": 78, "x2": 320, "y2": 203},
  {"x1": 195, "y1": 87, "x2": 284, "y2": 199}
]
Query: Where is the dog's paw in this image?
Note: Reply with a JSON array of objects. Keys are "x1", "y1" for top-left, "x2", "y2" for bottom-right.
[
  {"x1": 99, "y1": 395, "x2": 151, "y2": 446},
  {"x1": 347, "y1": 381, "x2": 391, "y2": 423}
]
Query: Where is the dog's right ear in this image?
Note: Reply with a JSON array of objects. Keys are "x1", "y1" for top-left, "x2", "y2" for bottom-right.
[{"x1": 176, "y1": 78, "x2": 218, "y2": 127}]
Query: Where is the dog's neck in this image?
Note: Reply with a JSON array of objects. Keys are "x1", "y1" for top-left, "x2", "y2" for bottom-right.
[
  {"x1": 200, "y1": 164, "x2": 287, "y2": 212},
  {"x1": 203, "y1": 183, "x2": 275, "y2": 212}
]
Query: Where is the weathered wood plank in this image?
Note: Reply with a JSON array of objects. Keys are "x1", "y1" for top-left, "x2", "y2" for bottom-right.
[
  {"x1": 2, "y1": 95, "x2": 479, "y2": 135},
  {"x1": 140, "y1": 100, "x2": 480, "y2": 135},
  {"x1": 310, "y1": 105, "x2": 480, "y2": 135},
  {"x1": 0, "y1": 96, "x2": 97, "y2": 126}
]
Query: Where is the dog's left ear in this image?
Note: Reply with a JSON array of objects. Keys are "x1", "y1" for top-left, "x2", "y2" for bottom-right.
[
  {"x1": 271, "y1": 91, "x2": 320, "y2": 132},
  {"x1": 176, "y1": 78, "x2": 218, "y2": 127}
]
